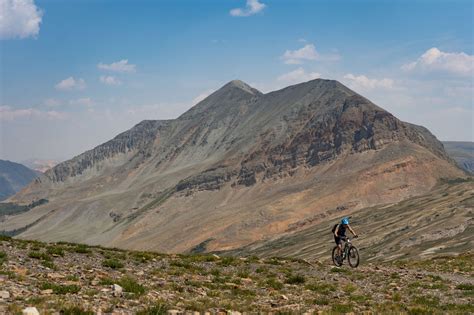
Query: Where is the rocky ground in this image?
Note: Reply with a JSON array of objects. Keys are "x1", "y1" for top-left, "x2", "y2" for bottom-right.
[{"x1": 0, "y1": 236, "x2": 473, "y2": 314}]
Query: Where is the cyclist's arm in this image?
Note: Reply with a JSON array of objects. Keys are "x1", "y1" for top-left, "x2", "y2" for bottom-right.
[
  {"x1": 334, "y1": 225, "x2": 339, "y2": 237},
  {"x1": 347, "y1": 224, "x2": 358, "y2": 237}
]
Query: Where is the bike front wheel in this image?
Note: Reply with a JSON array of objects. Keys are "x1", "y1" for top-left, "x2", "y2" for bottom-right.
[
  {"x1": 348, "y1": 246, "x2": 359, "y2": 268},
  {"x1": 332, "y1": 246, "x2": 343, "y2": 267}
]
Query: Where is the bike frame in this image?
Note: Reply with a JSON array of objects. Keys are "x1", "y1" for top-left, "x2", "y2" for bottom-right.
[{"x1": 342, "y1": 238, "x2": 351, "y2": 258}]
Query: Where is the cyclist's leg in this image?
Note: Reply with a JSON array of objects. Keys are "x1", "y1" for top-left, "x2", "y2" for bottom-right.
[{"x1": 335, "y1": 237, "x2": 342, "y2": 256}]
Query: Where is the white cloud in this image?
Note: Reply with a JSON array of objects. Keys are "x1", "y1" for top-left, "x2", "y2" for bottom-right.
[
  {"x1": 100, "y1": 75, "x2": 122, "y2": 86},
  {"x1": 69, "y1": 98, "x2": 94, "y2": 107},
  {"x1": 55, "y1": 77, "x2": 86, "y2": 91},
  {"x1": 44, "y1": 98, "x2": 60, "y2": 107},
  {"x1": 98, "y1": 59, "x2": 136, "y2": 73},
  {"x1": 281, "y1": 44, "x2": 319, "y2": 65},
  {"x1": 192, "y1": 89, "x2": 215, "y2": 105},
  {"x1": 277, "y1": 67, "x2": 321, "y2": 84},
  {"x1": 402, "y1": 47, "x2": 474, "y2": 76},
  {"x1": 230, "y1": 0, "x2": 266, "y2": 17},
  {"x1": 343, "y1": 74, "x2": 394, "y2": 90},
  {"x1": 0, "y1": 0, "x2": 42, "y2": 39},
  {"x1": 0, "y1": 105, "x2": 67, "y2": 121}
]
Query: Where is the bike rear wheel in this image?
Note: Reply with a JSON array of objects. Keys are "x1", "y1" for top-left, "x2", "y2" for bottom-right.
[
  {"x1": 332, "y1": 246, "x2": 343, "y2": 267},
  {"x1": 348, "y1": 246, "x2": 359, "y2": 268}
]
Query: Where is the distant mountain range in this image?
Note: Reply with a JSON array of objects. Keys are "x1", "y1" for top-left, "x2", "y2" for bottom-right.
[
  {"x1": 0, "y1": 160, "x2": 39, "y2": 201},
  {"x1": 1, "y1": 79, "x2": 466, "y2": 255},
  {"x1": 442, "y1": 141, "x2": 474, "y2": 174},
  {"x1": 22, "y1": 159, "x2": 61, "y2": 173}
]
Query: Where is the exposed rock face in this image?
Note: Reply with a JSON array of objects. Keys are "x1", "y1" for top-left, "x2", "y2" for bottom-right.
[
  {"x1": 46, "y1": 120, "x2": 170, "y2": 182},
  {"x1": 1, "y1": 79, "x2": 465, "y2": 253}
]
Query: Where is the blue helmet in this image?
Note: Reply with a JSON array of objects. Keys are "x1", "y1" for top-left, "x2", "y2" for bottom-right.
[{"x1": 341, "y1": 217, "x2": 349, "y2": 225}]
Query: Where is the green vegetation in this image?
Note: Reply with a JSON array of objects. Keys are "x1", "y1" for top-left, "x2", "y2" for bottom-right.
[
  {"x1": 285, "y1": 274, "x2": 305, "y2": 284},
  {"x1": 41, "y1": 260, "x2": 57, "y2": 270},
  {"x1": 74, "y1": 244, "x2": 92, "y2": 254},
  {"x1": 117, "y1": 275, "x2": 146, "y2": 296},
  {"x1": 264, "y1": 277, "x2": 283, "y2": 290},
  {"x1": 332, "y1": 304, "x2": 353, "y2": 312},
  {"x1": 39, "y1": 282, "x2": 81, "y2": 294},
  {"x1": 0, "y1": 199, "x2": 48, "y2": 217},
  {"x1": 136, "y1": 303, "x2": 168, "y2": 315},
  {"x1": 47, "y1": 245, "x2": 65, "y2": 257},
  {"x1": 28, "y1": 251, "x2": 52, "y2": 261},
  {"x1": 60, "y1": 306, "x2": 94, "y2": 315},
  {"x1": 305, "y1": 282, "x2": 336, "y2": 294},
  {"x1": 456, "y1": 283, "x2": 474, "y2": 290},
  {"x1": 102, "y1": 258, "x2": 124, "y2": 269},
  {"x1": 0, "y1": 251, "x2": 6, "y2": 264},
  {"x1": 131, "y1": 251, "x2": 155, "y2": 263}
]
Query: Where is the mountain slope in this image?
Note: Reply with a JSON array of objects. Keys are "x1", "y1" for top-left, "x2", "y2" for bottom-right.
[
  {"x1": 226, "y1": 179, "x2": 473, "y2": 261},
  {"x1": 443, "y1": 141, "x2": 474, "y2": 173},
  {"x1": 0, "y1": 160, "x2": 38, "y2": 201},
  {"x1": 0, "y1": 79, "x2": 465, "y2": 253}
]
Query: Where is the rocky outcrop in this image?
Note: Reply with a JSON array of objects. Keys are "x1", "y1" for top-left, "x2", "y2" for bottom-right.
[{"x1": 45, "y1": 120, "x2": 171, "y2": 182}]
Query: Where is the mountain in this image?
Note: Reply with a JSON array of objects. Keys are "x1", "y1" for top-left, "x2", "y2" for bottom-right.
[
  {"x1": 0, "y1": 79, "x2": 465, "y2": 253},
  {"x1": 442, "y1": 141, "x2": 474, "y2": 174},
  {"x1": 0, "y1": 160, "x2": 39, "y2": 201},
  {"x1": 22, "y1": 159, "x2": 61, "y2": 173}
]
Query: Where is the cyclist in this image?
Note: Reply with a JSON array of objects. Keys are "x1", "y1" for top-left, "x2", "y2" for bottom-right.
[{"x1": 334, "y1": 217, "x2": 358, "y2": 259}]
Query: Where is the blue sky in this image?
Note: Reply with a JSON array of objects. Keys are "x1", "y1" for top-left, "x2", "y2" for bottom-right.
[{"x1": 1, "y1": 0, "x2": 473, "y2": 162}]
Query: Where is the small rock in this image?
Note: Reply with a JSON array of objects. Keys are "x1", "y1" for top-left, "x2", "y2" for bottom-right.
[
  {"x1": 241, "y1": 278, "x2": 253, "y2": 284},
  {"x1": 112, "y1": 284, "x2": 123, "y2": 297},
  {"x1": 229, "y1": 312, "x2": 241, "y2": 315},
  {"x1": 0, "y1": 290, "x2": 10, "y2": 299},
  {"x1": 41, "y1": 289, "x2": 53, "y2": 295},
  {"x1": 281, "y1": 294, "x2": 289, "y2": 300},
  {"x1": 389, "y1": 282, "x2": 397, "y2": 286},
  {"x1": 47, "y1": 272, "x2": 64, "y2": 279},
  {"x1": 136, "y1": 271, "x2": 144, "y2": 276},
  {"x1": 167, "y1": 310, "x2": 181, "y2": 315},
  {"x1": 212, "y1": 254, "x2": 220, "y2": 259},
  {"x1": 22, "y1": 307, "x2": 40, "y2": 315}
]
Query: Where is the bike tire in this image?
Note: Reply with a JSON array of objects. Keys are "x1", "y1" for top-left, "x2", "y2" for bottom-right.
[
  {"x1": 332, "y1": 246, "x2": 343, "y2": 267},
  {"x1": 348, "y1": 246, "x2": 359, "y2": 268}
]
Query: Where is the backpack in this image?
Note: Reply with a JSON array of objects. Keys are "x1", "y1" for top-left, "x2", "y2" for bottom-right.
[{"x1": 331, "y1": 223, "x2": 339, "y2": 233}]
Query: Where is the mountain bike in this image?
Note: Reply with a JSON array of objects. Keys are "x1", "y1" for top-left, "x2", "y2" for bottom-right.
[{"x1": 332, "y1": 236, "x2": 359, "y2": 268}]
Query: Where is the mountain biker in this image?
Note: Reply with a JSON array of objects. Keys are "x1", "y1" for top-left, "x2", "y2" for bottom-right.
[{"x1": 334, "y1": 217, "x2": 358, "y2": 258}]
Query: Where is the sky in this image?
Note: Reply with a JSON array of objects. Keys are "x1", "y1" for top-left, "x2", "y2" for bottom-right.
[{"x1": 0, "y1": 0, "x2": 473, "y2": 163}]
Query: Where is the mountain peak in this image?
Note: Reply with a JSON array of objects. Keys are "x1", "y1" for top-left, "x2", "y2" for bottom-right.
[{"x1": 221, "y1": 79, "x2": 261, "y2": 95}]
